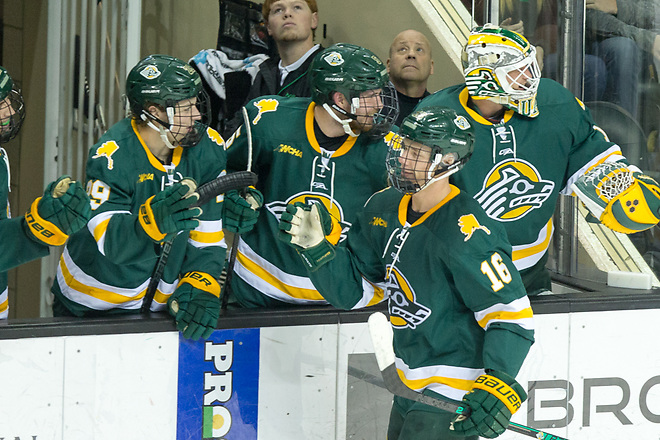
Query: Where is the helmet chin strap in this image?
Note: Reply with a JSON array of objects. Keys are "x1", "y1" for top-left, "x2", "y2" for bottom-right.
[
  {"x1": 322, "y1": 100, "x2": 360, "y2": 138},
  {"x1": 418, "y1": 155, "x2": 460, "y2": 192},
  {"x1": 141, "y1": 106, "x2": 177, "y2": 149}
]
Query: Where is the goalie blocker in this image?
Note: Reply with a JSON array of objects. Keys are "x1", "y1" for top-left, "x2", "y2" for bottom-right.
[{"x1": 572, "y1": 162, "x2": 660, "y2": 234}]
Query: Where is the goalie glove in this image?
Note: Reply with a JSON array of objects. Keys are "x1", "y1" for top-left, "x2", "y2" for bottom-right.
[
  {"x1": 571, "y1": 162, "x2": 660, "y2": 234},
  {"x1": 278, "y1": 202, "x2": 336, "y2": 271},
  {"x1": 450, "y1": 369, "x2": 527, "y2": 439}
]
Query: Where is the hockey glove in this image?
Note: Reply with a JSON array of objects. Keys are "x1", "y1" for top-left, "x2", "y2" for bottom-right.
[
  {"x1": 278, "y1": 201, "x2": 335, "y2": 271},
  {"x1": 450, "y1": 369, "x2": 527, "y2": 438},
  {"x1": 168, "y1": 271, "x2": 221, "y2": 340},
  {"x1": 222, "y1": 187, "x2": 263, "y2": 234},
  {"x1": 24, "y1": 175, "x2": 92, "y2": 246},
  {"x1": 139, "y1": 179, "x2": 201, "y2": 242},
  {"x1": 572, "y1": 162, "x2": 660, "y2": 234}
]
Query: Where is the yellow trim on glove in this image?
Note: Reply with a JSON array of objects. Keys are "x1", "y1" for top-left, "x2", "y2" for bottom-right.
[
  {"x1": 472, "y1": 374, "x2": 523, "y2": 414},
  {"x1": 178, "y1": 271, "x2": 221, "y2": 298},
  {"x1": 138, "y1": 195, "x2": 167, "y2": 242},
  {"x1": 25, "y1": 197, "x2": 69, "y2": 246}
]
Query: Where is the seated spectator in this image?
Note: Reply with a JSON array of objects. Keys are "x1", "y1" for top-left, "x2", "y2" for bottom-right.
[
  {"x1": 585, "y1": 0, "x2": 660, "y2": 119},
  {"x1": 387, "y1": 29, "x2": 434, "y2": 126}
]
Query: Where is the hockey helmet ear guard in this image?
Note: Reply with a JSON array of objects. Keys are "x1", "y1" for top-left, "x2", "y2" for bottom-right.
[
  {"x1": 126, "y1": 54, "x2": 210, "y2": 148},
  {"x1": 310, "y1": 43, "x2": 399, "y2": 138},
  {"x1": 0, "y1": 66, "x2": 25, "y2": 144},
  {"x1": 462, "y1": 24, "x2": 541, "y2": 118},
  {"x1": 387, "y1": 106, "x2": 474, "y2": 194}
]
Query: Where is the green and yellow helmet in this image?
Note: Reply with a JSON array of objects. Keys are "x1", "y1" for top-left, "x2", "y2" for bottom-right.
[
  {"x1": 126, "y1": 54, "x2": 210, "y2": 148},
  {"x1": 310, "y1": 43, "x2": 398, "y2": 138},
  {"x1": 387, "y1": 106, "x2": 474, "y2": 194},
  {"x1": 0, "y1": 66, "x2": 25, "y2": 144},
  {"x1": 462, "y1": 24, "x2": 540, "y2": 118}
]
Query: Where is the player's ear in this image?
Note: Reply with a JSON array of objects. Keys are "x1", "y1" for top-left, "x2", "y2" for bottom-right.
[{"x1": 331, "y1": 91, "x2": 346, "y2": 107}]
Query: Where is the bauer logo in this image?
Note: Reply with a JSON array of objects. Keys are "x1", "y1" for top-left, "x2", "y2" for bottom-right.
[{"x1": 176, "y1": 328, "x2": 260, "y2": 440}]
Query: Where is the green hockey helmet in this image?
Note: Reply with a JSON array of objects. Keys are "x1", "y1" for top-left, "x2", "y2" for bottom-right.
[
  {"x1": 126, "y1": 54, "x2": 210, "y2": 148},
  {"x1": 0, "y1": 66, "x2": 26, "y2": 144},
  {"x1": 462, "y1": 24, "x2": 541, "y2": 118},
  {"x1": 387, "y1": 106, "x2": 474, "y2": 194},
  {"x1": 310, "y1": 43, "x2": 398, "y2": 138}
]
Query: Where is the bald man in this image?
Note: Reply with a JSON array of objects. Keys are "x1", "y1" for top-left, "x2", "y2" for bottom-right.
[{"x1": 387, "y1": 29, "x2": 435, "y2": 126}]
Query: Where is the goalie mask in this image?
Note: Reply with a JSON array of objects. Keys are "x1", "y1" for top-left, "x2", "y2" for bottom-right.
[
  {"x1": 310, "y1": 43, "x2": 399, "y2": 139},
  {"x1": 386, "y1": 107, "x2": 474, "y2": 194},
  {"x1": 0, "y1": 66, "x2": 25, "y2": 144},
  {"x1": 462, "y1": 24, "x2": 541, "y2": 118},
  {"x1": 126, "y1": 54, "x2": 210, "y2": 149}
]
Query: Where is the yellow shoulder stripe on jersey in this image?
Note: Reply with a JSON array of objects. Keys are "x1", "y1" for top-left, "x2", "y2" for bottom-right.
[
  {"x1": 306, "y1": 102, "x2": 357, "y2": 157},
  {"x1": 459, "y1": 88, "x2": 514, "y2": 125},
  {"x1": 132, "y1": 119, "x2": 183, "y2": 171}
]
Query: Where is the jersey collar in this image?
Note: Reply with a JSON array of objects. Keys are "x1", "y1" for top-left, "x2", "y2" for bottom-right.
[
  {"x1": 305, "y1": 102, "x2": 357, "y2": 157},
  {"x1": 132, "y1": 119, "x2": 183, "y2": 171}
]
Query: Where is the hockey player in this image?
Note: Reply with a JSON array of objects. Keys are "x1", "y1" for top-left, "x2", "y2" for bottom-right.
[
  {"x1": 278, "y1": 107, "x2": 534, "y2": 439},
  {"x1": 0, "y1": 67, "x2": 91, "y2": 318},
  {"x1": 415, "y1": 24, "x2": 660, "y2": 295},
  {"x1": 51, "y1": 55, "x2": 228, "y2": 340},
  {"x1": 222, "y1": 43, "x2": 399, "y2": 307}
]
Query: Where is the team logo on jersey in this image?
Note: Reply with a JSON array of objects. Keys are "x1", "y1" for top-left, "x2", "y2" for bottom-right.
[
  {"x1": 458, "y1": 214, "x2": 491, "y2": 241},
  {"x1": 475, "y1": 159, "x2": 554, "y2": 221},
  {"x1": 207, "y1": 127, "x2": 224, "y2": 147},
  {"x1": 252, "y1": 99, "x2": 279, "y2": 124},
  {"x1": 138, "y1": 173, "x2": 154, "y2": 183},
  {"x1": 385, "y1": 266, "x2": 431, "y2": 330},
  {"x1": 276, "y1": 144, "x2": 303, "y2": 158},
  {"x1": 322, "y1": 51, "x2": 344, "y2": 66},
  {"x1": 139, "y1": 64, "x2": 161, "y2": 80},
  {"x1": 370, "y1": 216, "x2": 387, "y2": 227},
  {"x1": 92, "y1": 140, "x2": 119, "y2": 170},
  {"x1": 266, "y1": 192, "x2": 350, "y2": 244}
]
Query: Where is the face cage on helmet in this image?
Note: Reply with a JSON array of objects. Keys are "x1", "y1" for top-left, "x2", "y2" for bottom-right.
[
  {"x1": 349, "y1": 82, "x2": 399, "y2": 140},
  {"x1": 150, "y1": 88, "x2": 211, "y2": 149},
  {"x1": 493, "y1": 45, "x2": 541, "y2": 100},
  {"x1": 0, "y1": 86, "x2": 25, "y2": 144}
]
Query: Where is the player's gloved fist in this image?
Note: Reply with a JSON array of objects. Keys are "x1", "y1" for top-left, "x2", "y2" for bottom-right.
[
  {"x1": 24, "y1": 175, "x2": 92, "y2": 246},
  {"x1": 278, "y1": 201, "x2": 335, "y2": 271},
  {"x1": 450, "y1": 369, "x2": 526, "y2": 439},
  {"x1": 139, "y1": 179, "x2": 201, "y2": 242},
  {"x1": 222, "y1": 187, "x2": 263, "y2": 234},
  {"x1": 572, "y1": 162, "x2": 660, "y2": 234},
  {"x1": 168, "y1": 271, "x2": 221, "y2": 340}
]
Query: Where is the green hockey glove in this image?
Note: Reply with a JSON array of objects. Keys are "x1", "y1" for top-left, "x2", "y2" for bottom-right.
[
  {"x1": 222, "y1": 187, "x2": 263, "y2": 234},
  {"x1": 572, "y1": 162, "x2": 660, "y2": 234},
  {"x1": 450, "y1": 369, "x2": 527, "y2": 438},
  {"x1": 24, "y1": 175, "x2": 92, "y2": 246},
  {"x1": 168, "y1": 271, "x2": 221, "y2": 340},
  {"x1": 139, "y1": 179, "x2": 201, "y2": 242},
  {"x1": 278, "y1": 201, "x2": 335, "y2": 271}
]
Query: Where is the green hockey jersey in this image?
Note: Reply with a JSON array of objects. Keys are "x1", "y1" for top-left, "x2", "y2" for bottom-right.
[
  {"x1": 51, "y1": 119, "x2": 227, "y2": 316},
  {"x1": 308, "y1": 186, "x2": 534, "y2": 401},
  {"x1": 225, "y1": 96, "x2": 392, "y2": 307},
  {"x1": 417, "y1": 79, "x2": 626, "y2": 294}
]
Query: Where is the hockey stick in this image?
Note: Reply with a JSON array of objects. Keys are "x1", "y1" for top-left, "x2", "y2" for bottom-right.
[
  {"x1": 367, "y1": 312, "x2": 569, "y2": 440},
  {"x1": 140, "y1": 170, "x2": 258, "y2": 313},
  {"x1": 219, "y1": 106, "x2": 254, "y2": 310}
]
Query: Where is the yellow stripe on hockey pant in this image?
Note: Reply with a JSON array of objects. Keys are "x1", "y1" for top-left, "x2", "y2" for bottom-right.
[
  {"x1": 189, "y1": 229, "x2": 224, "y2": 245},
  {"x1": 25, "y1": 197, "x2": 69, "y2": 246},
  {"x1": 476, "y1": 307, "x2": 534, "y2": 329},
  {"x1": 398, "y1": 368, "x2": 475, "y2": 393},
  {"x1": 138, "y1": 195, "x2": 166, "y2": 242},
  {"x1": 178, "y1": 272, "x2": 221, "y2": 298},
  {"x1": 472, "y1": 374, "x2": 523, "y2": 414}
]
